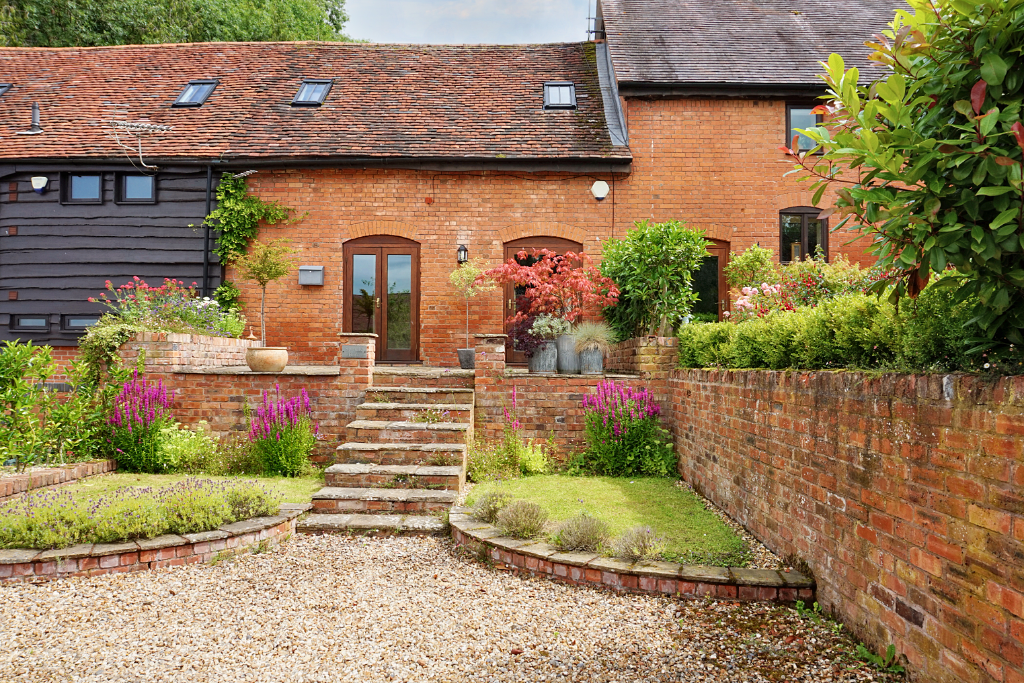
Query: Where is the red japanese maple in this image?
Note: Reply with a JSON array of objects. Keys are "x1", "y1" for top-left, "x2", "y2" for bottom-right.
[{"x1": 482, "y1": 249, "x2": 619, "y2": 325}]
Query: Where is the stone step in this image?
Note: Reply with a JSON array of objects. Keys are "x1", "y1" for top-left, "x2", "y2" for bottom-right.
[
  {"x1": 325, "y1": 463, "x2": 464, "y2": 491},
  {"x1": 335, "y1": 442, "x2": 466, "y2": 468},
  {"x1": 365, "y1": 387, "x2": 475, "y2": 405},
  {"x1": 297, "y1": 513, "x2": 446, "y2": 536},
  {"x1": 372, "y1": 366, "x2": 474, "y2": 389},
  {"x1": 345, "y1": 420, "x2": 469, "y2": 445},
  {"x1": 355, "y1": 402, "x2": 473, "y2": 422},
  {"x1": 310, "y1": 486, "x2": 457, "y2": 514}
]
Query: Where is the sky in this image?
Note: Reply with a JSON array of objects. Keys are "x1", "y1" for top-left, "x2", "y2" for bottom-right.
[{"x1": 344, "y1": 0, "x2": 592, "y2": 44}]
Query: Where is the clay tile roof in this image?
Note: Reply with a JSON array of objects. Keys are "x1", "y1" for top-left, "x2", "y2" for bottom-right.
[
  {"x1": 600, "y1": 0, "x2": 902, "y2": 88},
  {"x1": 0, "y1": 42, "x2": 630, "y2": 163}
]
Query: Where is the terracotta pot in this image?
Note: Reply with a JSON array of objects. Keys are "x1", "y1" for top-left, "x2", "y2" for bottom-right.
[{"x1": 245, "y1": 347, "x2": 288, "y2": 372}]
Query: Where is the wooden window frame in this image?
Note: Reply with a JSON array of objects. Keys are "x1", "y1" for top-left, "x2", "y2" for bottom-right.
[
  {"x1": 780, "y1": 206, "x2": 829, "y2": 263},
  {"x1": 786, "y1": 103, "x2": 824, "y2": 154},
  {"x1": 60, "y1": 173, "x2": 103, "y2": 205},
  {"x1": 115, "y1": 173, "x2": 157, "y2": 204}
]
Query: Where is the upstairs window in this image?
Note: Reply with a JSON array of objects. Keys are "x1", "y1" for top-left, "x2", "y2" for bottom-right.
[
  {"x1": 292, "y1": 79, "x2": 333, "y2": 106},
  {"x1": 0, "y1": 84, "x2": 10, "y2": 97},
  {"x1": 780, "y1": 207, "x2": 828, "y2": 263},
  {"x1": 174, "y1": 80, "x2": 218, "y2": 107},
  {"x1": 61, "y1": 173, "x2": 102, "y2": 204},
  {"x1": 116, "y1": 173, "x2": 156, "y2": 203},
  {"x1": 787, "y1": 104, "x2": 823, "y2": 152},
  {"x1": 544, "y1": 82, "x2": 577, "y2": 110}
]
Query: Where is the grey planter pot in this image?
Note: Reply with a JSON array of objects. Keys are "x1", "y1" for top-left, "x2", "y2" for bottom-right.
[
  {"x1": 457, "y1": 348, "x2": 475, "y2": 369},
  {"x1": 579, "y1": 348, "x2": 604, "y2": 375},
  {"x1": 528, "y1": 340, "x2": 557, "y2": 373},
  {"x1": 556, "y1": 334, "x2": 580, "y2": 374}
]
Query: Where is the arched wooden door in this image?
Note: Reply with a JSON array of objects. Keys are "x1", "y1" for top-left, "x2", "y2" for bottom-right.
[
  {"x1": 343, "y1": 235, "x2": 420, "y2": 363},
  {"x1": 691, "y1": 239, "x2": 730, "y2": 321},
  {"x1": 502, "y1": 236, "x2": 583, "y2": 365}
]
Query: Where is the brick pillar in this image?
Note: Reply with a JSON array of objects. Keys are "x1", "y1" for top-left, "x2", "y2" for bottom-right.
[
  {"x1": 473, "y1": 333, "x2": 507, "y2": 442},
  {"x1": 337, "y1": 333, "x2": 376, "y2": 385}
]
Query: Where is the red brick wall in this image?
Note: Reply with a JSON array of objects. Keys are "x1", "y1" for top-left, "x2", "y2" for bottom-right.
[
  {"x1": 119, "y1": 332, "x2": 261, "y2": 368},
  {"x1": 668, "y1": 368, "x2": 1024, "y2": 683}
]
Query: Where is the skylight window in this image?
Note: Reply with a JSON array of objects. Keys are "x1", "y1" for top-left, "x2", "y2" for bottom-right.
[
  {"x1": 544, "y1": 82, "x2": 577, "y2": 110},
  {"x1": 292, "y1": 79, "x2": 333, "y2": 107},
  {"x1": 174, "y1": 80, "x2": 218, "y2": 107},
  {"x1": 0, "y1": 84, "x2": 11, "y2": 97}
]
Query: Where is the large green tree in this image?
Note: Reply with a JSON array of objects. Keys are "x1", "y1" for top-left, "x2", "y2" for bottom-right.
[
  {"x1": 0, "y1": 0, "x2": 350, "y2": 47},
  {"x1": 784, "y1": 0, "x2": 1024, "y2": 346}
]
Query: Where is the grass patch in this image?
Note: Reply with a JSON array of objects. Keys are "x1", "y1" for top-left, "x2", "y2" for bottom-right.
[
  {"x1": 60, "y1": 472, "x2": 323, "y2": 504},
  {"x1": 467, "y1": 475, "x2": 749, "y2": 566}
]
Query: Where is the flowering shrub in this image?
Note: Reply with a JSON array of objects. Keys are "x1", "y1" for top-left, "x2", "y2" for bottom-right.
[
  {"x1": 729, "y1": 282, "x2": 793, "y2": 323},
  {"x1": 248, "y1": 385, "x2": 318, "y2": 476},
  {"x1": 0, "y1": 478, "x2": 280, "y2": 550},
  {"x1": 572, "y1": 380, "x2": 675, "y2": 477},
  {"x1": 108, "y1": 371, "x2": 175, "y2": 473},
  {"x1": 90, "y1": 277, "x2": 245, "y2": 338},
  {"x1": 468, "y1": 385, "x2": 547, "y2": 481}
]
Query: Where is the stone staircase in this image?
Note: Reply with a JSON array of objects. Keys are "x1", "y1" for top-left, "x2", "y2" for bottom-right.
[{"x1": 297, "y1": 367, "x2": 474, "y2": 536}]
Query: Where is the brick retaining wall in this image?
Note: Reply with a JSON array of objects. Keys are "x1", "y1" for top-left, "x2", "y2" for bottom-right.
[
  {"x1": 0, "y1": 460, "x2": 116, "y2": 504},
  {"x1": 668, "y1": 369, "x2": 1024, "y2": 683},
  {"x1": 118, "y1": 332, "x2": 262, "y2": 369}
]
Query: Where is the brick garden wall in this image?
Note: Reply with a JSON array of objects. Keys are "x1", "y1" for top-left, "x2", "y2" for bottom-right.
[
  {"x1": 119, "y1": 332, "x2": 261, "y2": 369},
  {"x1": 668, "y1": 368, "x2": 1024, "y2": 683}
]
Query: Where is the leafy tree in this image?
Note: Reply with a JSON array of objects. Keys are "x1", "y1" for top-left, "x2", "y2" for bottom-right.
[
  {"x1": 783, "y1": 0, "x2": 1024, "y2": 346},
  {"x1": 236, "y1": 239, "x2": 296, "y2": 346},
  {"x1": 0, "y1": 0, "x2": 351, "y2": 47},
  {"x1": 600, "y1": 220, "x2": 710, "y2": 339}
]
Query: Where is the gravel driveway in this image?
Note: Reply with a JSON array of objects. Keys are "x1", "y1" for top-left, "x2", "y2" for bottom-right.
[{"x1": 0, "y1": 536, "x2": 898, "y2": 682}]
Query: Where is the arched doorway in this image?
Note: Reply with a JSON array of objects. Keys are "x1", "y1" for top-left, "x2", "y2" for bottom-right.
[
  {"x1": 502, "y1": 236, "x2": 583, "y2": 365},
  {"x1": 691, "y1": 239, "x2": 730, "y2": 321},
  {"x1": 343, "y1": 235, "x2": 420, "y2": 362}
]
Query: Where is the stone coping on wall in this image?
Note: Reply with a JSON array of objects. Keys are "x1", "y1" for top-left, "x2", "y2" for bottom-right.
[
  {"x1": 166, "y1": 365, "x2": 342, "y2": 376},
  {"x1": 0, "y1": 503, "x2": 311, "y2": 583},
  {"x1": 504, "y1": 369, "x2": 641, "y2": 379},
  {"x1": 0, "y1": 460, "x2": 117, "y2": 504},
  {"x1": 449, "y1": 508, "x2": 815, "y2": 602}
]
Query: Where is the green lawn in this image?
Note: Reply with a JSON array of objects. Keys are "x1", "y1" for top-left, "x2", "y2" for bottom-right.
[
  {"x1": 63, "y1": 472, "x2": 323, "y2": 504},
  {"x1": 467, "y1": 475, "x2": 750, "y2": 566}
]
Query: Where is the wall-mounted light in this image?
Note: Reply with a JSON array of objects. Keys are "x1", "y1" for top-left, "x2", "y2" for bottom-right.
[
  {"x1": 457, "y1": 244, "x2": 469, "y2": 264},
  {"x1": 591, "y1": 180, "x2": 610, "y2": 201},
  {"x1": 30, "y1": 176, "x2": 48, "y2": 194}
]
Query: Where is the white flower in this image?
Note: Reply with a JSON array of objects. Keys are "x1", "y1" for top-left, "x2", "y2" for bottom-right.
[{"x1": 984, "y1": 363, "x2": 991, "y2": 369}]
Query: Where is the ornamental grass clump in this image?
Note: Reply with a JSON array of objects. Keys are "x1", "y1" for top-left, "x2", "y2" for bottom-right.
[
  {"x1": 573, "y1": 380, "x2": 675, "y2": 477},
  {"x1": 248, "y1": 385, "x2": 318, "y2": 476},
  {"x1": 612, "y1": 525, "x2": 667, "y2": 563},
  {"x1": 551, "y1": 512, "x2": 609, "y2": 552},
  {"x1": 496, "y1": 499, "x2": 548, "y2": 539},
  {"x1": 108, "y1": 371, "x2": 175, "y2": 473},
  {"x1": 472, "y1": 490, "x2": 512, "y2": 524}
]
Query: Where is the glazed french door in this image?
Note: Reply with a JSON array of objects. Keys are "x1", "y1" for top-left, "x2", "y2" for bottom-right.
[
  {"x1": 343, "y1": 236, "x2": 419, "y2": 362},
  {"x1": 691, "y1": 239, "x2": 730, "y2": 321},
  {"x1": 502, "y1": 236, "x2": 583, "y2": 365}
]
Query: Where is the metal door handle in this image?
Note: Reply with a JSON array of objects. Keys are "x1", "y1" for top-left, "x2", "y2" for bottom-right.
[
  {"x1": 376, "y1": 297, "x2": 381, "y2": 309},
  {"x1": 508, "y1": 298, "x2": 513, "y2": 310}
]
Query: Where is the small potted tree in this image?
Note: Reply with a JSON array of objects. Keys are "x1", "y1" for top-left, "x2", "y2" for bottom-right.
[
  {"x1": 237, "y1": 238, "x2": 295, "y2": 372},
  {"x1": 449, "y1": 258, "x2": 494, "y2": 369}
]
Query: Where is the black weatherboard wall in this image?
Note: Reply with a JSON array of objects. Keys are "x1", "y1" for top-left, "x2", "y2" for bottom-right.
[{"x1": 0, "y1": 167, "x2": 219, "y2": 346}]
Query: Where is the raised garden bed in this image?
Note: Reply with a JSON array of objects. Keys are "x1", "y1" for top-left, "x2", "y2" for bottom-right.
[{"x1": 0, "y1": 460, "x2": 116, "y2": 504}]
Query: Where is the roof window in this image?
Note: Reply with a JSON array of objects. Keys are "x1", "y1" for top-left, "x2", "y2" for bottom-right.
[
  {"x1": 544, "y1": 82, "x2": 577, "y2": 110},
  {"x1": 292, "y1": 79, "x2": 333, "y2": 107},
  {"x1": 174, "y1": 80, "x2": 218, "y2": 107},
  {"x1": 0, "y1": 84, "x2": 10, "y2": 97}
]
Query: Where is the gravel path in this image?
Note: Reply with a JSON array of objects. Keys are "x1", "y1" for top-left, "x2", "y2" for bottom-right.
[{"x1": 0, "y1": 535, "x2": 899, "y2": 682}]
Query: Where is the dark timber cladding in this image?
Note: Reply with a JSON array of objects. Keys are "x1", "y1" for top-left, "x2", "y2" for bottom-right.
[{"x1": 0, "y1": 168, "x2": 218, "y2": 345}]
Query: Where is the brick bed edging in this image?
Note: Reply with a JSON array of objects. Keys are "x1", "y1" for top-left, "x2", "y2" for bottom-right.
[
  {"x1": 449, "y1": 507, "x2": 815, "y2": 602},
  {"x1": 0, "y1": 460, "x2": 117, "y2": 505},
  {"x1": 0, "y1": 503, "x2": 312, "y2": 584}
]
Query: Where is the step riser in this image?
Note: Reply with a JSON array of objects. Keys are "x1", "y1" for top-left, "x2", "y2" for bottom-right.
[
  {"x1": 336, "y1": 450, "x2": 465, "y2": 467},
  {"x1": 355, "y1": 407, "x2": 472, "y2": 422},
  {"x1": 372, "y1": 375, "x2": 474, "y2": 389},
  {"x1": 325, "y1": 473, "x2": 461, "y2": 490},
  {"x1": 299, "y1": 526, "x2": 441, "y2": 538},
  {"x1": 312, "y1": 499, "x2": 450, "y2": 514},
  {"x1": 365, "y1": 390, "x2": 474, "y2": 405},
  {"x1": 346, "y1": 427, "x2": 468, "y2": 445}
]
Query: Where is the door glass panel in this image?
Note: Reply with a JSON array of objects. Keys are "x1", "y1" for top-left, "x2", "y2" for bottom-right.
[
  {"x1": 691, "y1": 254, "x2": 720, "y2": 321},
  {"x1": 780, "y1": 215, "x2": 803, "y2": 263},
  {"x1": 386, "y1": 254, "x2": 412, "y2": 350},
  {"x1": 808, "y1": 219, "x2": 822, "y2": 259},
  {"x1": 351, "y1": 254, "x2": 376, "y2": 333}
]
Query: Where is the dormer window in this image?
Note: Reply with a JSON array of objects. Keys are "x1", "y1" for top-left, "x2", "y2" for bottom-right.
[
  {"x1": 544, "y1": 82, "x2": 577, "y2": 110},
  {"x1": 292, "y1": 79, "x2": 333, "y2": 107},
  {"x1": 174, "y1": 80, "x2": 218, "y2": 107},
  {"x1": 0, "y1": 84, "x2": 10, "y2": 97}
]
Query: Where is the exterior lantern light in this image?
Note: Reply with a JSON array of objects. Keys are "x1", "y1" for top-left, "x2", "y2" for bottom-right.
[
  {"x1": 457, "y1": 244, "x2": 469, "y2": 264},
  {"x1": 591, "y1": 180, "x2": 610, "y2": 200}
]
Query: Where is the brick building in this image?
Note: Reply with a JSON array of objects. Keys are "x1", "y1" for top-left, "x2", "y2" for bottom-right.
[{"x1": 0, "y1": 0, "x2": 898, "y2": 363}]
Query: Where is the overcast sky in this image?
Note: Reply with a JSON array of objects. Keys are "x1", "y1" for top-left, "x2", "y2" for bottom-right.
[{"x1": 344, "y1": 0, "x2": 592, "y2": 44}]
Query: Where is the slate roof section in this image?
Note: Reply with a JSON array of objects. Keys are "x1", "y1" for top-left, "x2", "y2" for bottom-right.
[
  {"x1": 0, "y1": 42, "x2": 630, "y2": 164},
  {"x1": 599, "y1": 0, "x2": 902, "y2": 91}
]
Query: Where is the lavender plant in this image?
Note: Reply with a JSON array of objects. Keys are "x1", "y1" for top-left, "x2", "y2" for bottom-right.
[
  {"x1": 108, "y1": 371, "x2": 175, "y2": 473},
  {"x1": 572, "y1": 380, "x2": 675, "y2": 477},
  {"x1": 248, "y1": 385, "x2": 318, "y2": 476}
]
